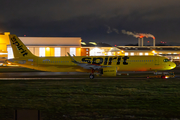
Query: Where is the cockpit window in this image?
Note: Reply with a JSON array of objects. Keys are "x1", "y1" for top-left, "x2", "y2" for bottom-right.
[{"x1": 163, "y1": 59, "x2": 169, "y2": 62}]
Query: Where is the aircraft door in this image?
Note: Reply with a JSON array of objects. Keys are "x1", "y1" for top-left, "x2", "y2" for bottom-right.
[{"x1": 154, "y1": 57, "x2": 159, "y2": 65}]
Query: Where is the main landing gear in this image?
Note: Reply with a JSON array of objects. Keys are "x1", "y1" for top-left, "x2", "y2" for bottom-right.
[
  {"x1": 89, "y1": 74, "x2": 94, "y2": 79},
  {"x1": 89, "y1": 69, "x2": 95, "y2": 79}
]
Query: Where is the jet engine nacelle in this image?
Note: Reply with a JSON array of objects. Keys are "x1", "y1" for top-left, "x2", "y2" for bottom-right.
[{"x1": 100, "y1": 67, "x2": 117, "y2": 76}]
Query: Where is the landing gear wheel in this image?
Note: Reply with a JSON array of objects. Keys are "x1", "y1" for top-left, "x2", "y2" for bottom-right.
[{"x1": 89, "y1": 74, "x2": 94, "y2": 79}]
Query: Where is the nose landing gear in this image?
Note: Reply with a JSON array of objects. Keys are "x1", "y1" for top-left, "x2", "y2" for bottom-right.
[{"x1": 89, "y1": 69, "x2": 95, "y2": 79}]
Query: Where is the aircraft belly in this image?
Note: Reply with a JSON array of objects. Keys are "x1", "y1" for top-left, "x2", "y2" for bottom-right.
[
  {"x1": 37, "y1": 65, "x2": 90, "y2": 72},
  {"x1": 117, "y1": 64, "x2": 155, "y2": 71}
]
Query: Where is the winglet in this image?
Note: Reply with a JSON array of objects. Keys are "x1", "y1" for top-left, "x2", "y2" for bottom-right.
[{"x1": 67, "y1": 52, "x2": 78, "y2": 63}]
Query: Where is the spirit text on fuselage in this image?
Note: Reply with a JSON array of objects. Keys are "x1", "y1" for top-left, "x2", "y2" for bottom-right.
[{"x1": 81, "y1": 56, "x2": 129, "y2": 65}]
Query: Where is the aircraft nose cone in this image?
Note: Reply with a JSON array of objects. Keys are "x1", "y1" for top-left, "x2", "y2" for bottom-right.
[
  {"x1": 170, "y1": 62, "x2": 176, "y2": 69},
  {"x1": 173, "y1": 62, "x2": 176, "y2": 68}
]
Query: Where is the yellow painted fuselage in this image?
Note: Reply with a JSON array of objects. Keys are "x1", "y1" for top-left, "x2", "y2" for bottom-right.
[{"x1": 8, "y1": 55, "x2": 176, "y2": 72}]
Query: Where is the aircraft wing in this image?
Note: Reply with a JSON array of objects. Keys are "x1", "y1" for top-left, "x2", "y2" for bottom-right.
[{"x1": 67, "y1": 52, "x2": 108, "y2": 70}]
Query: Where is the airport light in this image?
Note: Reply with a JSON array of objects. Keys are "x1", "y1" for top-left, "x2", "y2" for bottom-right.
[
  {"x1": 46, "y1": 47, "x2": 50, "y2": 51},
  {"x1": 89, "y1": 42, "x2": 97, "y2": 45},
  {"x1": 81, "y1": 42, "x2": 86, "y2": 45},
  {"x1": 125, "y1": 52, "x2": 128, "y2": 56},
  {"x1": 145, "y1": 53, "x2": 149, "y2": 55},
  {"x1": 152, "y1": 50, "x2": 156, "y2": 54},
  {"x1": 130, "y1": 52, "x2": 134, "y2": 56},
  {"x1": 120, "y1": 50, "x2": 125, "y2": 55},
  {"x1": 139, "y1": 53, "x2": 143, "y2": 56},
  {"x1": 152, "y1": 50, "x2": 157, "y2": 56}
]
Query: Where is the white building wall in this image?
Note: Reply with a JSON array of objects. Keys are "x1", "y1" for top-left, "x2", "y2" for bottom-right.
[
  {"x1": 7, "y1": 47, "x2": 14, "y2": 59},
  {"x1": 34, "y1": 48, "x2": 39, "y2": 56},
  {"x1": 70, "y1": 48, "x2": 76, "y2": 56},
  {"x1": 39, "y1": 48, "x2": 45, "y2": 57},
  {"x1": 55, "y1": 48, "x2": 61, "y2": 57},
  {"x1": 61, "y1": 48, "x2": 65, "y2": 56},
  {"x1": 65, "y1": 48, "x2": 70, "y2": 56}
]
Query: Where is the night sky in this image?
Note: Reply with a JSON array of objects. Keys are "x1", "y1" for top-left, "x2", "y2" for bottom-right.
[{"x1": 0, "y1": 0, "x2": 180, "y2": 46}]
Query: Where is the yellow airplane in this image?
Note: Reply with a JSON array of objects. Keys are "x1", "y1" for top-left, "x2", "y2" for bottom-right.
[{"x1": 7, "y1": 34, "x2": 176, "y2": 79}]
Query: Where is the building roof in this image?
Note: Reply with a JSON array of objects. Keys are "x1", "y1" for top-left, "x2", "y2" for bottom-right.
[
  {"x1": 18, "y1": 37, "x2": 82, "y2": 46},
  {"x1": 117, "y1": 46, "x2": 180, "y2": 51}
]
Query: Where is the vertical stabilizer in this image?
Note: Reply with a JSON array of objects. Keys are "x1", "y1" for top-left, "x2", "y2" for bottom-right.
[{"x1": 9, "y1": 35, "x2": 36, "y2": 58}]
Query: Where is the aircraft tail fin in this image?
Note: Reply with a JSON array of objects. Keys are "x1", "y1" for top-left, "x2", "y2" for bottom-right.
[{"x1": 9, "y1": 35, "x2": 37, "y2": 58}]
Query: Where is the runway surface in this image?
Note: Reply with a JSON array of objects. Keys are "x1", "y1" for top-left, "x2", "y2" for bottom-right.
[
  {"x1": 0, "y1": 72, "x2": 146, "y2": 79},
  {"x1": 0, "y1": 72, "x2": 88, "y2": 78}
]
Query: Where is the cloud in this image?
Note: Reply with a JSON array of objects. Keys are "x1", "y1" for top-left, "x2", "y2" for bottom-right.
[
  {"x1": 105, "y1": 25, "x2": 119, "y2": 34},
  {"x1": 106, "y1": 26, "x2": 112, "y2": 34},
  {"x1": 112, "y1": 28, "x2": 119, "y2": 34}
]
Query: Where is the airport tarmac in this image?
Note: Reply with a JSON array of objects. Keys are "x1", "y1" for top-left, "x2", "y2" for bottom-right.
[
  {"x1": 0, "y1": 66, "x2": 179, "y2": 79},
  {"x1": 0, "y1": 71, "x2": 180, "y2": 80},
  {"x1": 0, "y1": 72, "x2": 87, "y2": 78}
]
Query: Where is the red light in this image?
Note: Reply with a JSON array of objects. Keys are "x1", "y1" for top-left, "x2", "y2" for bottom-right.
[
  {"x1": 24, "y1": 35, "x2": 26, "y2": 37},
  {"x1": 161, "y1": 76, "x2": 166, "y2": 79},
  {"x1": 115, "y1": 45, "x2": 117, "y2": 47},
  {"x1": 147, "y1": 41, "x2": 149, "y2": 43},
  {"x1": 153, "y1": 37, "x2": 155, "y2": 39},
  {"x1": 139, "y1": 36, "x2": 144, "y2": 38}
]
